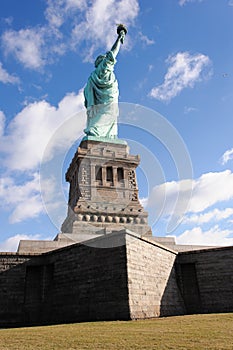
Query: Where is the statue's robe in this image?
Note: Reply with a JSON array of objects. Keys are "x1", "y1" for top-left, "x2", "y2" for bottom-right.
[{"x1": 84, "y1": 51, "x2": 119, "y2": 138}]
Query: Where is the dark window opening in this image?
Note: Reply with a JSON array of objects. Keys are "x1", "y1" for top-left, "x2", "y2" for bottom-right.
[
  {"x1": 117, "y1": 167, "x2": 124, "y2": 182},
  {"x1": 106, "y1": 166, "x2": 113, "y2": 182},
  {"x1": 95, "y1": 166, "x2": 102, "y2": 181}
]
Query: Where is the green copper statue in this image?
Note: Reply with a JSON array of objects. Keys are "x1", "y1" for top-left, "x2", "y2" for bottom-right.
[{"x1": 83, "y1": 24, "x2": 127, "y2": 140}]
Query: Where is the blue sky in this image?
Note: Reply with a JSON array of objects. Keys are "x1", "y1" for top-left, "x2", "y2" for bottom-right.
[{"x1": 0, "y1": 0, "x2": 233, "y2": 251}]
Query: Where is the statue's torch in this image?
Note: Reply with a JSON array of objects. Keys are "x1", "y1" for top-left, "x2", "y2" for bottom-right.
[{"x1": 117, "y1": 24, "x2": 127, "y2": 44}]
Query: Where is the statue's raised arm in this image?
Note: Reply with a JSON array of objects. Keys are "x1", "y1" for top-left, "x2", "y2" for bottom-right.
[
  {"x1": 83, "y1": 25, "x2": 127, "y2": 140},
  {"x1": 111, "y1": 24, "x2": 127, "y2": 58}
]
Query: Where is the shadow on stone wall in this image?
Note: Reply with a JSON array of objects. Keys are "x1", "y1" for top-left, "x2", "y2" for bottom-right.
[
  {"x1": 160, "y1": 262, "x2": 186, "y2": 317},
  {"x1": 0, "y1": 257, "x2": 34, "y2": 327},
  {"x1": 0, "y1": 254, "x2": 58, "y2": 327},
  {"x1": 2, "y1": 242, "x2": 233, "y2": 327},
  {"x1": 0, "y1": 241, "x2": 131, "y2": 327},
  {"x1": 176, "y1": 247, "x2": 233, "y2": 315}
]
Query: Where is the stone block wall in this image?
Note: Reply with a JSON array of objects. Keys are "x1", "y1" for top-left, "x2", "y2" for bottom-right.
[
  {"x1": 125, "y1": 234, "x2": 186, "y2": 318},
  {"x1": 0, "y1": 253, "x2": 40, "y2": 326},
  {"x1": 43, "y1": 234, "x2": 130, "y2": 325},
  {"x1": 1, "y1": 232, "x2": 233, "y2": 327},
  {"x1": 177, "y1": 246, "x2": 233, "y2": 314},
  {"x1": 0, "y1": 233, "x2": 130, "y2": 327}
]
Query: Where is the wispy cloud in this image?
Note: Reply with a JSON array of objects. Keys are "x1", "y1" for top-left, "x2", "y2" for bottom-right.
[
  {"x1": 150, "y1": 51, "x2": 212, "y2": 102},
  {"x1": 184, "y1": 106, "x2": 198, "y2": 114},
  {"x1": 0, "y1": 173, "x2": 43, "y2": 223},
  {"x1": 182, "y1": 170, "x2": 233, "y2": 213},
  {"x1": 0, "y1": 90, "x2": 85, "y2": 225},
  {"x1": 0, "y1": 234, "x2": 44, "y2": 252},
  {"x1": 176, "y1": 226, "x2": 233, "y2": 246},
  {"x1": 147, "y1": 170, "x2": 233, "y2": 218},
  {"x1": 1, "y1": 0, "x2": 140, "y2": 69},
  {"x1": 179, "y1": 0, "x2": 204, "y2": 6},
  {"x1": 0, "y1": 111, "x2": 5, "y2": 137},
  {"x1": 184, "y1": 208, "x2": 233, "y2": 225},
  {"x1": 3, "y1": 17, "x2": 13, "y2": 26},
  {"x1": 139, "y1": 32, "x2": 155, "y2": 46},
  {"x1": 228, "y1": 0, "x2": 233, "y2": 6},
  {"x1": 145, "y1": 169, "x2": 233, "y2": 244},
  {"x1": 220, "y1": 148, "x2": 233, "y2": 165},
  {"x1": 2, "y1": 28, "x2": 45, "y2": 70},
  {"x1": 45, "y1": 0, "x2": 88, "y2": 28},
  {"x1": 71, "y1": 0, "x2": 139, "y2": 61},
  {"x1": 0, "y1": 90, "x2": 84, "y2": 171},
  {"x1": 139, "y1": 197, "x2": 148, "y2": 208},
  {"x1": 0, "y1": 62, "x2": 19, "y2": 84}
]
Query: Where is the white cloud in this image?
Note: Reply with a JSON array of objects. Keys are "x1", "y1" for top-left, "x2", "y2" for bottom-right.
[
  {"x1": 0, "y1": 90, "x2": 85, "y2": 171},
  {"x1": 0, "y1": 173, "x2": 43, "y2": 223},
  {"x1": 0, "y1": 234, "x2": 42, "y2": 252},
  {"x1": 10, "y1": 196, "x2": 43, "y2": 224},
  {"x1": 1, "y1": 2, "x2": 78, "y2": 70},
  {"x1": 0, "y1": 62, "x2": 19, "y2": 84},
  {"x1": 45, "y1": 0, "x2": 88, "y2": 28},
  {"x1": 0, "y1": 91, "x2": 85, "y2": 225},
  {"x1": 0, "y1": 111, "x2": 5, "y2": 137},
  {"x1": 176, "y1": 226, "x2": 233, "y2": 246},
  {"x1": 3, "y1": 17, "x2": 13, "y2": 26},
  {"x1": 184, "y1": 106, "x2": 198, "y2": 114},
  {"x1": 148, "y1": 64, "x2": 154, "y2": 72},
  {"x1": 139, "y1": 32, "x2": 155, "y2": 46},
  {"x1": 1, "y1": 0, "x2": 140, "y2": 69},
  {"x1": 190, "y1": 170, "x2": 233, "y2": 213},
  {"x1": 0, "y1": 172, "x2": 68, "y2": 227},
  {"x1": 71, "y1": 0, "x2": 139, "y2": 60},
  {"x1": 139, "y1": 197, "x2": 148, "y2": 208},
  {"x1": 2, "y1": 28, "x2": 45, "y2": 70},
  {"x1": 150, "y1": 51, "x2": 211, "y2": 102},
  {"x1": 45, "y1": 0, "x2": 67, "y2": 28},
  {"x1": 179, "y1": 0, "x2": 204, "y2": 6},
  {"x1": 228, "y1": 0, "x2": 233, "y2": 6},
  {"x1": 184, "y1": 208, "x2": 233, "y2": 225},
  {"x1": 147, "y1": 179, "x2": 193, "y2": 221},
  {"x1": 220, "y1": 148, "x2": 233, "y2": 165},
  {"x1": 147, "y1": 170, "x2": 233, "y2": 220}
]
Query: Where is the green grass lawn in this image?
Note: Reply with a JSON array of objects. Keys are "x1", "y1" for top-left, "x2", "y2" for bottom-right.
[{"x1": 0, "y1": 313, "x2": 233, "y2": 350}]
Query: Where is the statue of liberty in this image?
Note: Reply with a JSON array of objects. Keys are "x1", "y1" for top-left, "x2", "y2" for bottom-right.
[{"x1": 83, "y1": 25, "x2": 127, "y2": 140}]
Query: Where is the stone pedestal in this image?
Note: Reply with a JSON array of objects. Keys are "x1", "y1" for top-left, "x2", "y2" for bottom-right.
[{"x1": 61, "y1": 139, "x2": 152, "y2": 240}]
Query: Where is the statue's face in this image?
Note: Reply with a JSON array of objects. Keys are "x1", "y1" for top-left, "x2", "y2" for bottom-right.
[{"x1": 95, "y1": 55, "x2": 105, "y2": 67}]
